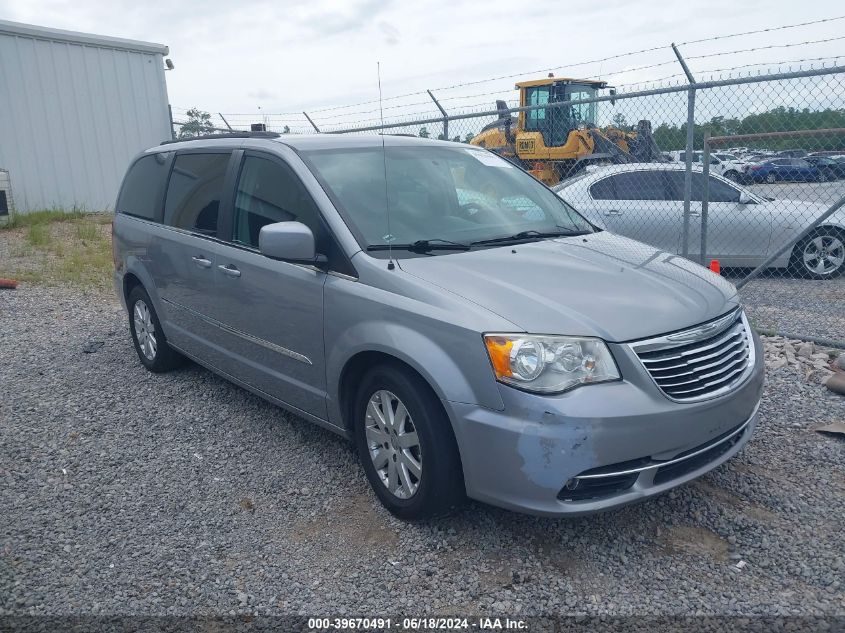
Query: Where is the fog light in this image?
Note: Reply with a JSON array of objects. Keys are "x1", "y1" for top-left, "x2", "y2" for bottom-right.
[{"x1": 564, "y1": 478, "x2": 579, "y2": 491}]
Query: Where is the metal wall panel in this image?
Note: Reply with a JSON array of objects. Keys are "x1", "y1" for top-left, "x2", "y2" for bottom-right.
[{"x1": 0, "y1": 20, "x2": 171, "y2": 212}]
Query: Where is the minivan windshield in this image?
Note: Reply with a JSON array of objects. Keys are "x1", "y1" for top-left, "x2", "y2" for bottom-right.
[{"x1": 302, "y1": 145, "x2": 593, "y2": 252}]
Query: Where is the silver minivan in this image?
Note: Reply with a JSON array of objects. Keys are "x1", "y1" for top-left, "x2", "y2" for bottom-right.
[{"x1": 113, "y1": 132, "x2": 764, "y2": 520}]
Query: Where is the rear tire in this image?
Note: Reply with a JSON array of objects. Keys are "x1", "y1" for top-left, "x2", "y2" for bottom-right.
[
  {"x1": 353, "y1": 364, "x2": 464, "y2": 520},
  {"x1": 724, "y1": 170, "x2": 740, "y2": 182},
  {"x1": 127, "y1": 286, "x2": 183, "y2": 372}
]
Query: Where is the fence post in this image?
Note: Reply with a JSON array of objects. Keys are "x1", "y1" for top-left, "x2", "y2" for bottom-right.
[
  {"x1": 673, "y1": 43, "x2": 697, "y2": 257},
  {"x1": 303, "y1": 112, "x2": 321, "y2": 133},
  {"x1": 701, "y1": 129, "x2": 710, "y2": 265},
  {"x1": 218, "y1": 113, "x2": 234, "y2": 131},
  {"x1": 427, "y1": 90, "x2": 449, "y2": 140},
  {"x1": 168, "y1": 104, "x2": 176, "y2": 140}
]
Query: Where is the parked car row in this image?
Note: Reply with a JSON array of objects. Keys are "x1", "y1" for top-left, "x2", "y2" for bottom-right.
[{"x1": 669, "y1": 150, "x2": 845, "y2": 183}]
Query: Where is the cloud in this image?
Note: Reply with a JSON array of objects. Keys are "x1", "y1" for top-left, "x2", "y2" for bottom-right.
[
  {"x1": 378, "y1": 21, "x2": 399, "y2": 46},
  {"x1": 249, "y1": 89, "x2": 278, "y2": 101},
  {"x1": 295, "y1": 0, "x2": 393, "y2": 37}
]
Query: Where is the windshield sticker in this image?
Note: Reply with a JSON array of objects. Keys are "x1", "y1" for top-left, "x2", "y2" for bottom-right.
[{"x1": 464, "y1": 149, "x2": 514, "y2": 168}]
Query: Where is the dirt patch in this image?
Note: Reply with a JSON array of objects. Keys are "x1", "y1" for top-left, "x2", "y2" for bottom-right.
[
  {"x1": 694, "y1": 480, "x2": 778, "y2": 522},
  {"x1": 659, "y1": 525, "x2": 729, "y2": 561},
  {"x1": 290, "y1": 493, "x2": 399, "y2": 549}
]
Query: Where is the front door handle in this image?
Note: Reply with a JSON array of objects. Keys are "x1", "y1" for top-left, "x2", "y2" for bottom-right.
[
  {"x1": 218, "y1": 264, "x2": 241, "y2": 278},
  {"x1": 192, "y1": 256, "x2": 212, "y2": 269},
  {"x1": 603, "y1": 209, "x2": 623, "y2": 216}
]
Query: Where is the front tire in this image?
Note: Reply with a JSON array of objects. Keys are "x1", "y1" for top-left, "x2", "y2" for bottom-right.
[
  {"x1": 127, "y1": 286, "x2": 183, "y2": 372},
  {"x1": 790, "y1": 228, "x2": 845, "y2": 279},
  {"x1": 353, "y1": 364, "x2": 464, "y2": 520},
  {"x1": 724, "y1": 170, "x2": 739, "y2": 182},
  {"x1": 765, "y1": 173, "x2": 777, "y2": 184}
]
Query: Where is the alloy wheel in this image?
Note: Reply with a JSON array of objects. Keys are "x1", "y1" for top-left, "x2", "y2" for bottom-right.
[
  {"x1": 133, "y1": 299, "x2": 157, "y2": 360},
  {"x1": 365, "y1": 390, "x2": 422, "y2": 499},
  {"x1": 802, "y1": 234, "x2": 845, "y2": 277}
]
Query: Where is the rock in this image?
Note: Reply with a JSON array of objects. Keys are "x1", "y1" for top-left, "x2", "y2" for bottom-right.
[
  {"x1": 796, "y1": 342, "x2": 814, "y2": 359},
  {"x1": 823, "y1": 372, "x2": 845, "y2": 396},
  {"x1": 768, "y1": 357, "x2": 787, "y2": 369},
  {"x1": 82, "y1": 341, "x2": 104, "y2": 353},
  {"x1": 836, "y1": 352, "x2": 845, "y2": 371}
]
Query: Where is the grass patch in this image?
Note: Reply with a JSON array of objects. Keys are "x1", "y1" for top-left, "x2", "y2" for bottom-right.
[
  {"x1": 1, "y1": 207, "x2": 89, "y2": 230},
  {"x1": 0, "y1": 210, "x2": 113, "y2": 290},
  {"x1": 26, "y1": 223, "x2": 52, "y2": 247}
]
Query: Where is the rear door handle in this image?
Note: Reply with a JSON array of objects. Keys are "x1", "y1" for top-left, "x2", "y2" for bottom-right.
[
  {"x1": 218, "y1": 264, "x2": 241, "y2": 278},
  {"x1": 603, "y1": 209, "x2": 623, "y2": 216},
  {"x1": 192, "y1": 256, "x2": 212, "y2": 269}
]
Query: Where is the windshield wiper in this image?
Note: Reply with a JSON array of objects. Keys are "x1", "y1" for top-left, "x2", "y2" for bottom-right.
[
  {"x1": 366, "y1": 238, "x2": 470, "y2": 253},
  {"x1": 470, "y1": 229, "x2": 590, "y2": 247}
]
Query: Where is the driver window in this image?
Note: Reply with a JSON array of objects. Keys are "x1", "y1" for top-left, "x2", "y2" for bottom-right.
[{"x1": 233, "y1": 156, "x2": 320, "y2": 248}]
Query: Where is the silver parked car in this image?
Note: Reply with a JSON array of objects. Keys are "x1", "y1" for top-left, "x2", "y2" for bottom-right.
[
  {"x1": 555, "y1": 163, "x2": 845, "y2": 278},
  {"x1": 113, "y1": 134, "x2": 764, "y2": 520}
]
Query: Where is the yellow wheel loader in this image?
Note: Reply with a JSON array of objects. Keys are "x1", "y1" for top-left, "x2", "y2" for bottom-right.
[{"x1": 470, "y1": 76, "x2": 663, "y2": 185}]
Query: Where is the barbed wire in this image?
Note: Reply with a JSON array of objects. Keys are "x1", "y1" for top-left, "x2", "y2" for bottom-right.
[
  {"x1": 677, "y1": 14, "x2": 845, "y2": 46},
  {"x1": 686, "y1": 35, "x2": 845, "y2": 62}
]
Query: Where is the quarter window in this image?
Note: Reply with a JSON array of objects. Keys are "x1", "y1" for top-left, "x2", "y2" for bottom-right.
[
  {"x1": 233, "y1": 156, "x2": 321, "y2": 249},
  {"x1": 589, "y1": 177, "x2": 616, "y2": 200},
  {"x1": 117, "y1": 153, "x2": 171, "y2": 221},
  {"x1": 163, "y1": 153, "x2": 231, "y2": 235}
]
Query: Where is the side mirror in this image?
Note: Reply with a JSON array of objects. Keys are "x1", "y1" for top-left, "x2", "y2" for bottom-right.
[
  {"x1": 259, "y1": 221, "x2": 318, "y2": 263},
  {"x1": 738, "y1": 191, "x2": 753, "y2": 205}
]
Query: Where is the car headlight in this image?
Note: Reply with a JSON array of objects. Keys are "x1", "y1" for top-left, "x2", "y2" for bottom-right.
[{"x1": 484, "y1": 334, "x2": 620, "y2": 394}]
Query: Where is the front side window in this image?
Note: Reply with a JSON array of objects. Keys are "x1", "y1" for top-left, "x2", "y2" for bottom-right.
[
  {"x1": 163, "y1": 153, "x2": 230, "y2": 234},
  {"x1": 664, "y1": 171, "x2": 741, "y2": 202},
  {"x1": 303, "y1": 145, "x2": 592, "y2": 251},
  {"x1": 233, "y1": 156, "x2": 320, "y2": 249}
]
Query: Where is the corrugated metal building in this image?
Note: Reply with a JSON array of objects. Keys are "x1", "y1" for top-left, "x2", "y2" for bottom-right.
[{"x1": 0, "y1": 20, "x2": 172, "y2": 213}]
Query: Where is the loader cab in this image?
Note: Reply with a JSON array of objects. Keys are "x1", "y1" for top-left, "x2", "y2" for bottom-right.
[{"x1": 519, "y1": 78, "x2": 606, "y2": 148}]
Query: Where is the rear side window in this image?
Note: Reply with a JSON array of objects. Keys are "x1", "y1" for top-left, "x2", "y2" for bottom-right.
[
  {"x1": 610, "y1": 172, "x2": 669, "y2": 201},
  {"x1": 164, "y1": 153, "x2": 231, "y2": 235},
  {"x1": 117, "y1": 153, "x2": 171, "y2": 220}
]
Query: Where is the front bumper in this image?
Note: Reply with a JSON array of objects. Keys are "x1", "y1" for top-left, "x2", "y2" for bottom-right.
[{"x1": 446, "y1": 330, "x2": 764, "y2": 517}]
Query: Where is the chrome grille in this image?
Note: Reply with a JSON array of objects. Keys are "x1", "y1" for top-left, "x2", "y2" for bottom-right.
[{"x1": 629, "y1": 310, "x2": 754, "y2": 402}]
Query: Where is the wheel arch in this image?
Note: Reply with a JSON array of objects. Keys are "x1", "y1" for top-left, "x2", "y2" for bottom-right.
[{"x1": 338, "y1": 350, "x2": 449, "y2": 437}]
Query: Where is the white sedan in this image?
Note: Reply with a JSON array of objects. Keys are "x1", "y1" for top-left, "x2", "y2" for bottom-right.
[{"x1": 554, "y1": 163, "x2": 845, "y2": 279}]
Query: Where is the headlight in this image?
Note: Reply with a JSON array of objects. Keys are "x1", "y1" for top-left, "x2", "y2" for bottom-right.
[{"x1": 484, "y1": 334, "x2": 620, "y2": 394}]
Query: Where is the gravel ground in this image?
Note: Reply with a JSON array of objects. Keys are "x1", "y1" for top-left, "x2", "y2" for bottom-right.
[
  {"x1": 1, "y1": 286, "x2": 844, "y2": 617},
  {"x1": 734, "y1": 274, "x2": 844, "y2": 343}
]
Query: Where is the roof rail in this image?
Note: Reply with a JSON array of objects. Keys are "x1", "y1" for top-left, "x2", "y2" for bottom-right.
[{"x1": 161, "y1": 131, "x2": 281, "y2": 145}]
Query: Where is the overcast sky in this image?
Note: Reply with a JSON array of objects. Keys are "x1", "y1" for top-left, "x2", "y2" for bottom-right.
[{"x1": 3, "y1": 0, "x2": 844, "y2": 131}]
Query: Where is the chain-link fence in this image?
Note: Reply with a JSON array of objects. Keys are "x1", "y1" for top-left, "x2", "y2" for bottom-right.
[{"x1": 174, "y1": 65, "x2": 845, "y2": 347}]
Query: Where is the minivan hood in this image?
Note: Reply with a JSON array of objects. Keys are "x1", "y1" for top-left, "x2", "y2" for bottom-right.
[{"x1": 397, "y1": 232, "x2": 738, "y2": 342}]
